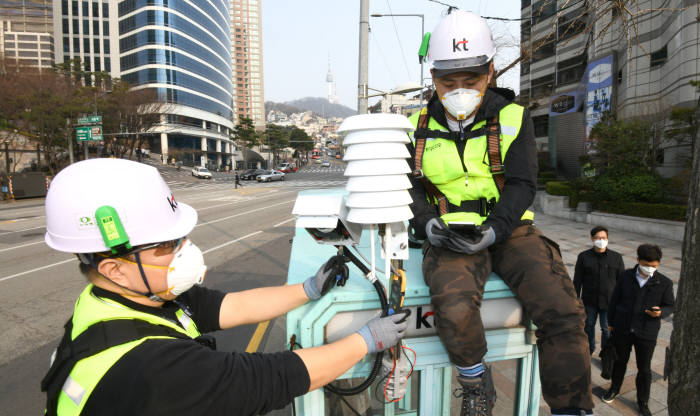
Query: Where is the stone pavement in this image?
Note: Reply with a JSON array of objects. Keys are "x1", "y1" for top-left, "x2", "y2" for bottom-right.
[{"x1": 521, "y1": 212, "x2": 679, "y2": 416}]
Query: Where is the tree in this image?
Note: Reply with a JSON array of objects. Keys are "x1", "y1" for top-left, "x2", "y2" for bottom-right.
[
  {"x1": 287, "y1": 126, "x2": 314, "y2": 152},
  {"x1": 588, "y1": 113, "x2": 654, "y2": 176},
  {"x1": 99, "y1": 79, "x2": 167, "y2": 160},
  {"x1": 232, "y1": 117, "x2": 258, "y2": 169},
  {"x1": 264, "y1": 124, "x2": 289, "y2": 166},
  {"x1": 667, "y1": 82, "x2": 700, "y2": 416}
]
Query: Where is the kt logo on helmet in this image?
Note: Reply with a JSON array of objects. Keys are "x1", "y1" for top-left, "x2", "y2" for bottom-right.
[
  {"x1": 166, "y1": 193, "x2": 178, "y2": 212},
  {"x1": 453, "y1": 38, "x2": 469, "y2": 52}
]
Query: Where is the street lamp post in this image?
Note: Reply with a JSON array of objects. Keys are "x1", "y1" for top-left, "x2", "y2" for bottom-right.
[{"x1": 371, "y1": 13, "x2": 425, "y2": 109}]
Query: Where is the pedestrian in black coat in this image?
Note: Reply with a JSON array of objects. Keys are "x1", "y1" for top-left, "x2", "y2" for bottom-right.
[
  {"x1": 601, "y1": 244, "x2": 674, "y2": 416},
  {"x1": 574, "y1": 226, "x2": 625, "y2": 355}
]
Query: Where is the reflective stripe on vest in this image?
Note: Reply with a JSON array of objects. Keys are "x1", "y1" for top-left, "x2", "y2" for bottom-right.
[
  {"x1": 55, "y1": 285, "x2": 201, "y2": 415},
  {"x1": 409, "y1": 103, "x2": 535, "y2": 225}
]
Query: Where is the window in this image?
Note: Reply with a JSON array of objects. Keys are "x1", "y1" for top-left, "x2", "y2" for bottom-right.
[
  {"x1": 94, "y1": 38, "x2": 100, "y2": 53},
  {"x1": 558, "y1": 11, "x2": 587, "y2": 41},
  {"x1": 83, "y1": 20, "x2": 88, "y2": 35},
  {"x1": 532, "y1": 38, "x2": 555, "y2": 62},
  {"x1": 93, "y1": 20, "x2": 99, "y2": 35},
  {"x1": 92, "y1": 2, "x2": 99, "y2": 17},
  {"x1": 73, "y1": 37, "x2": 79, "y2": 53},
  {"x1": 63, "y1": 18, "x2": 69, "y2": 33},
  {"x1": 63, "y1": 37, "x2": 70, "y2": 52},
  {"x1": 94, "y1": 60, "x2": 101, "y2": 71},
  {"x1": 521, "y1": 60, "x2": 530, "y2": 75},
  {"x1": 532, "y1": 0, "x2": 555, "y2": 25},
  {"x1": 103, "y1": 2, "x2": 108, "y2": 18},
  {"x1": 62, "y1": 0, "x2": 68, "y2": 15},
  {"x1": 521, "y1": 20, "x2": 531, "y2": 44},
  {"x1": 72, "y1": 0, "x2": 78, "y2": 16},
  {"x1": 72, "y1": 19, "x2": 79, "y2": 34},
  {"x1": 650, "y1": 45, "x2": 667, "y2": 68},
  {"x1": 103, "y1": 38, "x2": 109, "y2": 53},
  {"x1": 531, "y1": 74, "x2": 554, "y2": 99},
  {"x1": 532, "y1": 115, "x2": 549, "y2": 137},
  {"x1": 104, "y1": 57, "x2": 110, "y2": 72},
  {"x1": 521, "y1": 0, "x2": 531, "y2": 8},
  {"x1": 82, "y1": 1, "x2": 88, "y2": 16},
  {"x1": 103, "y1": 21, "x2": 109, "y2": 36},
  {"x1": 556, "y1": 54, "x2": 586, "y2": 86},
  {"x1": 84, "y1": 38, "x2": 90, "y2": 53}
]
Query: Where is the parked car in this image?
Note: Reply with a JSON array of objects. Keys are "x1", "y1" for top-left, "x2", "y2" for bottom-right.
[
  {"x1": 314, "y1": 158, "x2": 323, "y2": 164},
  {"x1": 321, "y1": 160, "x2": 331, "y2": 167},
  {"x1": 240, "y1": 168, "x2": 266, "y2": 180},
  {"x1": 256, "y1": 170, "x2": 285, "y2": 182},
  {"x1": 290, "y1": 162, "x2": 298, "y2": 172},
  {"x1": 335, "y1": 154, "x2": 341, "y2": 159},
  {"x1": 277, "y1": 163, "x2": 292, "y2": 173},
  {"x1": 191, "y1": 166, "x2": 212, "y2": 179}
]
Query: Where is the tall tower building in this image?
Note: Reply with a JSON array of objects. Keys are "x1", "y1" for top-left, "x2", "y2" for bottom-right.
[
  {"x1": 229, "y1": 0, "x2": 264, "y2": 128},
  {"x1": 52, "y1": 0, "x2": 235, "y2": 169},
  {"x1": 1, "y1": 0, "x2": 54, "y2": 71},
  {"x1": 326, "y1": 55, "x2": 333, "y2": 104}
]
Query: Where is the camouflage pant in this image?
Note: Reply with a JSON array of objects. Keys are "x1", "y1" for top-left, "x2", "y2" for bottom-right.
[{"x1": 422, "y1": 224, "x2": 593, "y2": 410}]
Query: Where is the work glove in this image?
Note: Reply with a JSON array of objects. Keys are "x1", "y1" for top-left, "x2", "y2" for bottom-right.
[
  {"x1": 357, "y1": 311, "x2": 411, "y2": 353},
  {"x1": 425, "y1": 217, "x2": 451, "y2": 248},
  {"x1": 303, "y1": 254, "x2": 349, "y2": 300},
  {"x1": 427, "y1": 219, "x2": 497, "y2": 255}
]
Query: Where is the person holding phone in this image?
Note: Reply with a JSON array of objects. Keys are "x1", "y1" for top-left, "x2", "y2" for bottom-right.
[{"x1": 602, "y1": 244, "x2": 675, "y2": 416}]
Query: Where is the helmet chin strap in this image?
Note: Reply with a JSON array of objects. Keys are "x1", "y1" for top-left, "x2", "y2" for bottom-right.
[{"x1": 132, "y1": 252, "x2": 167, "y2": 302}]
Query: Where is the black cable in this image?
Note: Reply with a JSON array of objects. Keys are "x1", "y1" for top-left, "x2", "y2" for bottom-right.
[{"x1": 323, "y1": 247, "x2": 390, "y2": 396}]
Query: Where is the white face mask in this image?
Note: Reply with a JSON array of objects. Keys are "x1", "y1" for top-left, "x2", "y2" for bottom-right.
[
  {"x1": 638, "y1": 264, "x2": 657, "y2": 277},
  {"x1": 441, "y1": 88, "x2": 483, "y2": 120},
  {"x1": 593, "y1": 239, "x2": 608, "y2": 249},
  {"x1": 166, "y1": 240, "x2": 207, "y2": 296}
]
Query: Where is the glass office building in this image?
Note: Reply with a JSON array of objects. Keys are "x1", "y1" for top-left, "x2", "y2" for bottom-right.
[{"x1": 117, "y1": 0, "x2": 234, "y2": 168}]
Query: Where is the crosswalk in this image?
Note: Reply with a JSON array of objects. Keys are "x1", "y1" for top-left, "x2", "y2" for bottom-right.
[
  {"x1": 165, "y1": 178, "x2": 347, "y2": 191},
  {"x1": 298, "y1": 167, "x2": 345, "y2": 173}
]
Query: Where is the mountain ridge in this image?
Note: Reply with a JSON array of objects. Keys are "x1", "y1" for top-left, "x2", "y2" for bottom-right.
[{"x1": 265, "y1": 97, "x2": 356, "y2": 118}]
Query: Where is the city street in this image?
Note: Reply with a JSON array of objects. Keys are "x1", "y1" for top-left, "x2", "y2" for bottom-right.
[
  {"x1": 0, "y1": 160, "x2": 680, "y2": 415},
  {"x1": 0, "y1": 162, "x2": 347, "y2": 415}
]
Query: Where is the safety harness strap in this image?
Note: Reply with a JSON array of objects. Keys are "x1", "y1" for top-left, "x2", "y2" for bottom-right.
[
  {"x1": 413, "y1": 112, "x2": 449, "y2": 216},
  {"x1": 485, "y1": 116, "x2": 505, "y2": 192},
  {"x1": 42, "y1": 317, "x2": 216, "y2": 416}
]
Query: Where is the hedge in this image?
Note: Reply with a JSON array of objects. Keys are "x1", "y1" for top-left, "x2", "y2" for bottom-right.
[
  {"x1": 592, "y1": 201, "x2": 687, "y2": 222},
  {"x1": 545, "y1": 181, "x2": 572, "y2": 196}
]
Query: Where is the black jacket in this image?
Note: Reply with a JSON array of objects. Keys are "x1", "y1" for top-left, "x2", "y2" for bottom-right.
[
  {"x1": 608, "y1": 266, "x2": 675, "y2": 341},
  {"x1": 407, "y1": 88, "x2": 537, "y2": 243},
  {"x1": 573, "y1": 248, "x2": 625, "y2": 309}
]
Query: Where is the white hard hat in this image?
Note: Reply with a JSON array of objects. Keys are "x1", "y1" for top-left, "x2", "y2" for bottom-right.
[
  {"x1": 45, "y1": 159, "x2": 198, "y2": 253},
  {"x1": 426, "y1": 10, "x2": 496, "y2": 77}
]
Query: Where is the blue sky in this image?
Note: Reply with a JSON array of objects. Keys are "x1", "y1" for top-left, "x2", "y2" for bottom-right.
[{"x1": 261, "y1": 0, "x2": 521, "y2": 110}]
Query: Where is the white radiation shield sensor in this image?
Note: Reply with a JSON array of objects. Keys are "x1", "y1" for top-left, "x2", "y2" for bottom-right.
[{"x1": 292, "y1": 191, "x2": 362, "y2": 246}]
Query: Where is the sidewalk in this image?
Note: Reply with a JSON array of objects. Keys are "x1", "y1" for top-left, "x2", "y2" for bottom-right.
[{"x1": 532, "y1": 212, "x2": 679, "y2": 416}]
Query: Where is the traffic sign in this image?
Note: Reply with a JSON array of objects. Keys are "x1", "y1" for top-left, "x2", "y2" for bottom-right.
[
  {"x1": 76, "y1": 126, "x2": 91, "y2": 141},
  {"x1": 76, "y1": 125, "x2": 103, "y2": 141},
  {"x1": 77, "y1": 115, "x2": 102, "y2": 125}
]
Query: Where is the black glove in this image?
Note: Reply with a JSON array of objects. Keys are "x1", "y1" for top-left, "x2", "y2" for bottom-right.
[
  {"x1": 426, "y1": 219, "x2": 497, "y2": 254},
  {"x1": 303, "y1": 254, "x2": 349, "y2": 300}
]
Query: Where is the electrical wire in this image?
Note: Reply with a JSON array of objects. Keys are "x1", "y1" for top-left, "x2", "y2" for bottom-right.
[
  {"x1": 385, "y1": 0, "x2": 413, "y2": 81},
  {"x1": 426, "y1": 0, "x2": 587, "y2": 22},
  {"x1": 370, "y1": 30, "x2": 398, "y2": 87}
]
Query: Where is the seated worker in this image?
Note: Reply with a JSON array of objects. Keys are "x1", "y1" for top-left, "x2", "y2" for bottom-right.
[
  {"x1": 41, "y1": 159, "x2": 408, "y2": 416},
  {"x1": 407, "y1": 10, "x2": 593, "y2": 416}
]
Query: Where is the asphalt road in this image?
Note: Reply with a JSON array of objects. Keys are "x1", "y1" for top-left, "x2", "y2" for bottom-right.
[{"x1": 0, "y1": 160, "x2": 347, "y2": 415}]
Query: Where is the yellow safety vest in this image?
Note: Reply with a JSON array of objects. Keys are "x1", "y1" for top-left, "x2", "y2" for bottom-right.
[
  {"x1": 53, "y1": 285, "x2": 202, "y2": 415},
  {"x1": 409, "y1": 103, "x2": 535, "y2": 225}
]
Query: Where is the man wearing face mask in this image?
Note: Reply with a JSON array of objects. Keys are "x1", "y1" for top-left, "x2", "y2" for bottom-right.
[
  {"x1": 574, "y1": 226, "x2": 625, "y2": 356},
  {"x1": 406, "y1": 10, "x2": 593, "y2": 416},
  {"x1": 41, "y1": 159, "x2": 408, "y2": 416},
  {"x1": 602, "y1": 244, "x2": 674, "y2": 416}
]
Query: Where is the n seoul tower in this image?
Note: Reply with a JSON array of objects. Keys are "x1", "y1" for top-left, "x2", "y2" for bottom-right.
[{"x1": 326, "y1": 54, "x2": 333, "y2": 104}]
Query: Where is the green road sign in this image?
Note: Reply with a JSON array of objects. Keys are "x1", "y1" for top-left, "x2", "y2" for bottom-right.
[
  {"x1": 76, "y1": 125, "x2": 103, "y2": 141},
  {"x1": 77, "y1": 115, "x2": 102, "y2": 125}
]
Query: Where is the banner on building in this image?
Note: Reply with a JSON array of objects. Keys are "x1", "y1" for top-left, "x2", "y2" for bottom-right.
[
  {"x1": 549, "y1": 92, "x2": 579, "y2": 117},
  {"x1": 584, "y1": 55, "x2": 614, "y2": 153}
]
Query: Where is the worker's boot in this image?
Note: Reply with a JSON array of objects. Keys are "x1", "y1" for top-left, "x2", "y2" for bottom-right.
[{"x1": 454, "y1": 366, "x2": 496, "y2": 416}]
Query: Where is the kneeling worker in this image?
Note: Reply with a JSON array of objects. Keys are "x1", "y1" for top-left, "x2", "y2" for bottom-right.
[{"x1": 41, "y1": 158, "x2": 408, "y2": 415}]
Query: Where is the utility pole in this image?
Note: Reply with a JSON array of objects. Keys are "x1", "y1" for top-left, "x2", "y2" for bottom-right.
[
  {"x1": 357, "y1": 0, "x2": 369, "y2": 114},
  {"x1": 66, "y1": 118, "x2": 74, "y2": 164}
]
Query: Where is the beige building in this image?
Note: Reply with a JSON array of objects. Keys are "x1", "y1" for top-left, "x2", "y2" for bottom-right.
[
  {"x1": 229, "y1": 0, "x2": 265, "y2": 128},
  {"x1": 0, "y1": 0, "x2": 54, "y2": 71}
]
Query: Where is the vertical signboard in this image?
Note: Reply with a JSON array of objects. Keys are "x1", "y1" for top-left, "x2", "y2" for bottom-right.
[{"x1": 584, "y1": 55, "x2": 614, "y2": 153}]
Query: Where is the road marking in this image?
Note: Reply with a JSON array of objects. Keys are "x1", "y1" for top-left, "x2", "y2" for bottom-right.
[
  {"x1": 0, "y1": 225, "x2": 45, "y2": 236},
  {"x1": 273, "y1": 218, "x2": 295, "y2": 227},
  {"x1": 0, "y1": 220, "x2": 16, "y2": 225},
  {"x1": 245, "y1": 320, "x2": 270, "y2": 353},
  {"x1": 196, "y1": 190, "x2": 293, "y2": 211},
  {"x1": 0, "y1": 240, "x2": 45, "y2": 253},
  {"x1": 0, "y1": 257, "x2": 76, "y2": 283},
  {"x1": 196, "y1": 199, "x2": 296, "y2": 227},
  {"x1": 202, "y1": 231, "x2": 263, "y2": 255}
]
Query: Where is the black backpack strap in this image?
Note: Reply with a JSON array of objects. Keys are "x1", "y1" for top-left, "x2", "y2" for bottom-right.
[
  {"x1": 42, "y1": 318, "x2": 213, "y2": 415},
  {"x1": 485, "y1": 115, "x2": 505, "y2": 192}
]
